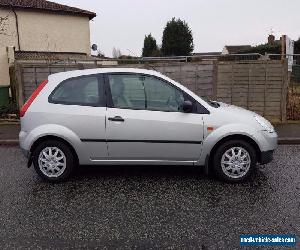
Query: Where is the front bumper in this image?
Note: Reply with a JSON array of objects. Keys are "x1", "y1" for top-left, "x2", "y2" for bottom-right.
[
  {"x1": 260, "y1": 131, "x2": 278, "y2": 151},
  {"x1": 259, "y1": 150, "x2": 274, "y2": 164},
  {"x1": 257, "y1": 131, "x2": 277, "y2": 165}
]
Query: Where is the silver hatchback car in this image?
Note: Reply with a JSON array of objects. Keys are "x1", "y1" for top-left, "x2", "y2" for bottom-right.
[{"x1": 19, "y1": 68, "x2": 277, "y2": 182}]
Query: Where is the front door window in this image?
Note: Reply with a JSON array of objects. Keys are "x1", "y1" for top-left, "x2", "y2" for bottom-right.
[{"x1": 108, "y1": 74, "x2": 186, "y2": 112}]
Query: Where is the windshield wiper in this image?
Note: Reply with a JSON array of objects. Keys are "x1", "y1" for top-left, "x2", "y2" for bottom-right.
[{"x1": 208, "y1": 100, "x2": 220, "y2": 108}]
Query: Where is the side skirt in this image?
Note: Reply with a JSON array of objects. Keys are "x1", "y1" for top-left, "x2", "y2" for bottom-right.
[{"x1": 88, "y1": 159, "x2": 196, "y2": 166}]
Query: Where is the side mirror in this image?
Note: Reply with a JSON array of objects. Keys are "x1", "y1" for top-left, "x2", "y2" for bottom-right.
[{"x1": 181, "y1": 100, "x2": 193, "y2": 113}]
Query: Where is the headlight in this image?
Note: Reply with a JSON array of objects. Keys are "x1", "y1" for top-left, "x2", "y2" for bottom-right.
[{"x1": 254, "y1": 116, "x2": 274, "y2": 133}]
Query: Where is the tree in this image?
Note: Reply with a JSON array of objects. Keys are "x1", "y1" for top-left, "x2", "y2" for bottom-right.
[
  {"x1": 112, "y1": 47, "x2": 122, "y2": 58},
  {"x1": 161, "y1": 18, "x2": 194, "y2": 56},
  {"x1": 142, "y1": 34, "x2": 159, "y2": 57}
]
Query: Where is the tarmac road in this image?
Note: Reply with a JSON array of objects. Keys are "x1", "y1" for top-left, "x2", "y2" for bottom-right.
[{"x1": 0, "y1": 145, "x2": 299, "y2": 249}]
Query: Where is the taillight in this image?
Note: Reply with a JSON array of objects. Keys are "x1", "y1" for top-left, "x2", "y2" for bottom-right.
[{"x1": 20, "y1": 80, "x2": 48, "y2": 118}]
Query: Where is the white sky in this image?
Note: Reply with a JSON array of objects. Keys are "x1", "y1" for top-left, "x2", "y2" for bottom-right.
[{"x1": 54, "y1": 0, "x2": 300, "y2": 57}]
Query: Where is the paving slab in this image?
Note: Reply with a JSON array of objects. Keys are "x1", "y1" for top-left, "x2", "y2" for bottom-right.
[
  {"x1": 0, "y1": 123, "x2": 20, "y2": 140},
  {"x1": 274, "y1": 123, "x2": 300, "y2": 138}
]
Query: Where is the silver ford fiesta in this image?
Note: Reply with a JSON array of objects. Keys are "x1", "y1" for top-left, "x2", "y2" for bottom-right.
[{"x1": 19, "y1": 68, "x2": 277, "y2": 182}]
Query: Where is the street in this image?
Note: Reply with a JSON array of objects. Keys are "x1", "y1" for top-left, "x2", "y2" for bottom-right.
[{"x1": 0, "y1": 145, "x2": 299, "y2": 249}]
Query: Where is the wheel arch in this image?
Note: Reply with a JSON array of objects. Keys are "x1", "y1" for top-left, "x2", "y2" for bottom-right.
[
  {"x1": 208, "y1": 134, "x2": 261, "y2": 166},
  {"x1": 30, "y1": 135, "x2": 79, "y2": 164}
]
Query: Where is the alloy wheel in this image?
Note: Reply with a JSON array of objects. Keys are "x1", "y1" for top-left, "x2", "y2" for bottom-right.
[
  {"x1": 38, "y1": 147, "x2": 67, "y2": 178},
  {"x1": 220, "y1": 147, "x2": 251, "y2": 179}
]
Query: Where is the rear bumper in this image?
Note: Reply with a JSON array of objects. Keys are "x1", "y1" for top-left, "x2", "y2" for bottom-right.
[
  {"x1": 19, "y1": 130, "x2": 30, "y2": 159},
  {"x1": 21, "y1": 148, "x2": 30, "y2": 159},
  {"x1": 259, "y1": 150, "x2": 274, "y2": 165}
]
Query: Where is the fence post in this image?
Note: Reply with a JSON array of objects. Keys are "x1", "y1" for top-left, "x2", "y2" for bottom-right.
[
  {"x1": 247, "y1": 67, "x2": 251, "y2": 110},
  {"x1": 194, "y1": 70, "x2": 197, "y2": 95},
  {"x1": 264, "y1": 61, "x2": 267, "y2": 117},
  {"x1": 9, "y1": 65, "x2": 17, "y2": 107},
  {"x1": 281, "y1": 60, "x2": 288, "y2": 122},
  {"x1": 212, "y1": 61, "x2": 218, "y2": 100},
  {"x1": 15, "y1": 62, "x2": 24, "y2": 108}
]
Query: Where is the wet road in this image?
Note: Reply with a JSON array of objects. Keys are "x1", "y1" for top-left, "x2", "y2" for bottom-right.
[{"x1": 0, "y1": 145, "x2": 299, "y2": 249}]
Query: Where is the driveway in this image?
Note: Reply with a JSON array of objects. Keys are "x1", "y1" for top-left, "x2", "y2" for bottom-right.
[{"x1": 0, "y1": 145, "x2": 299, "y2": 249}]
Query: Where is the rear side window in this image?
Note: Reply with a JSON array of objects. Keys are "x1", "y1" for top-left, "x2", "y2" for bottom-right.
[{"x1": 49, "y1": 75, "x2": 104, "y2": 106}]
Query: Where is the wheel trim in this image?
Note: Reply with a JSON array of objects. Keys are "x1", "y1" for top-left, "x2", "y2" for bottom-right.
[
  {"x1": 221, "y1": 147, "x2": 251, "y2": 179},
  {"x1": 38, "y1": 147, "x2": 67, "y2": 178}
]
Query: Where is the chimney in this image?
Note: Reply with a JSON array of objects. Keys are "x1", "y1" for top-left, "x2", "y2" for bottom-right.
[{"x1": 268, "y1": 34, "x2": 275, "y2": 45}]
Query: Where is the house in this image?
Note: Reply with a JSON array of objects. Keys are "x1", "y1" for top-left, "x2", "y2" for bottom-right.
[
  {"x1": 0, "y1": 0, "x2": 96, "y2": 86},
  {"x1": 221, "y1": 45, "x2": 251, "y2": 55},
  {"x1": 221, "y1": 35, "x2": 283, "y2": 55},
  {"x1": 267, "y1": 34, "x2": 281, "y2": 46}
]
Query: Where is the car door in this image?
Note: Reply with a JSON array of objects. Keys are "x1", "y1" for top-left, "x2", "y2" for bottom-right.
[
  {"x1": 48, "y1": 74, "x2": 107, "y2": 162},
  {"x1": 104, "y1": 73, "x2": 207, "y2": 163}
]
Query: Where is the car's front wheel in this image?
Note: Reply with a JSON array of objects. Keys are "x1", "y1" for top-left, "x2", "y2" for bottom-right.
[
  {"x1": 32, "y1": 140, "x2": 76, "y2": 182},
  {"x1": 213, "y1": 140, "x2": 257, "y2": 182}
]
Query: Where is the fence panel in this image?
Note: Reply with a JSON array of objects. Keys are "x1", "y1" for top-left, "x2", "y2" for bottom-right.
[
  {"x1": 144, "y1": 62, "x2": 214, "y2": 99},
  {"x1": 216, "y1": 60, "x2": 288, "y2": 121},
  {"x1": 13, "y1": 63, "x2": 82, "y2": 106}
]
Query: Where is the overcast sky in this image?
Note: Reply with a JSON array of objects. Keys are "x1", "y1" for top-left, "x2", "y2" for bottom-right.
[{"x1": 55, "y1": 0, "x2": 300, "y2": 57}]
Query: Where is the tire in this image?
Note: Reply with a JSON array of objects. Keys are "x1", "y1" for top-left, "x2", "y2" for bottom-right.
[
  {"x1": 213, "y1": 140, "x2": 257, "y2": 183},
  {"x1": 32, "y1": 140, "x2": 76, "y2": 182}
]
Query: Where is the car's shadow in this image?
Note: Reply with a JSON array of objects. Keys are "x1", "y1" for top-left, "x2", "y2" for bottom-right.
[
  {"x1": 69, "y1": 164, "x2": 269, "y2": 186},
  {"x1": 73, "y1": 164, "x2": 207, "y2": 180}
]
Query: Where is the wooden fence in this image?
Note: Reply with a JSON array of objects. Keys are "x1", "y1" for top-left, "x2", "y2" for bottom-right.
[
  {"x1": 11, "y1": 63, "x2": 81, "y2": 106},
  {"x1": 11, "y1": 59, "x2": 288, "y2": 121},
  {"x1": 215, "y1": 60, "x2": 288, "y2": 121},
  {"x1": 97, "y1": 61, "x2": 215, "y2": 99}
]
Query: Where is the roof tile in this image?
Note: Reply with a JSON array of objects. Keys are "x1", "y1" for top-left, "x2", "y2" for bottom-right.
[{"x1": 0, "y1": 0, "x2": 96, "y2": 19}]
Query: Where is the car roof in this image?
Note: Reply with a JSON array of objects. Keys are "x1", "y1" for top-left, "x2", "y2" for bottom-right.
[{"x1": 48, "y1": 68, "x2": 163, "y2": 83}]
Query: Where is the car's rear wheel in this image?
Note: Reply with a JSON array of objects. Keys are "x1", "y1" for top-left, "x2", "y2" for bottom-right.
[
  {"x1": 33, "y1": 140, "x2": 76, "y2": 182},
  {"x1": 213, "y1": 140, "x2": 257, "y2": 182}
]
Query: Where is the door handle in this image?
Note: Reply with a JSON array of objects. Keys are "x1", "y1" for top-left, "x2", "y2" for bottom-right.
[{"x1": 108, "y1": 116, "x2": 125, "y2": 122}]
